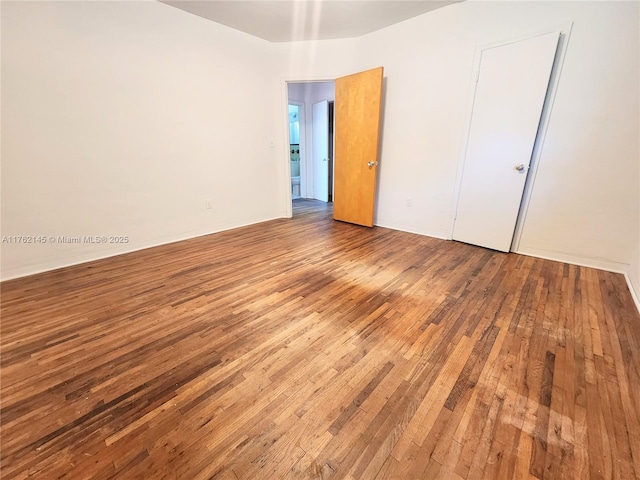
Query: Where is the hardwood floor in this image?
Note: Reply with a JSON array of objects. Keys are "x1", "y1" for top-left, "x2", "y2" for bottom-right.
[{"x1": 2, "y1": 198, "x2": 639, "y2": 479}]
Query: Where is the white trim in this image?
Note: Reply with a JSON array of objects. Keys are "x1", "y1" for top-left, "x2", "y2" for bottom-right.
[
  {"x1": 448, "y1": 44, "x2": 482, "y2": 238},
  {"x1": 282, "y1": 82, "x2": 294, "y2": 218},
  {"x1": 511, "y1": 22, "x2": 574, "y2": 251},
  {"x1": 374, "y1": 221, "x2": 450, "y2": 241},
  {"x1": 0, "y1": 214, "x2": 284, "y2": 282},
  {"x1": 288, "y1": 99, "x2": 304, "y2": 202},
  {"x1": 517, "y1": 245, "x2": 640, "y2": 314},
  {"x1": 449, "y1": 23, "x2": 574, "y2": 248},
  {"x1": 515, "y1": 246, "x2": 628, "y2": 274},
  {"x1": 282, "y1": 76, "x2": 339, "y2": 216},
  {"x1": 282, "y1": 75, "x2": 337, "y2": 84},
  {"x1": 625, "y1": 272, "x2": 640, "y2": 315},
  {"x1": 380, "y1": 223, "x2": 640, "y2": 316}
]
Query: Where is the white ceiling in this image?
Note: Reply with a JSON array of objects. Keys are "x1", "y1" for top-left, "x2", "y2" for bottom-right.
[{"x1": 160, "y1": 1, "x2": 461, "y2": 42}]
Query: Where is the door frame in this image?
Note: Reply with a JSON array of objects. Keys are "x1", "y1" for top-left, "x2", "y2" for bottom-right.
[
  {"x1": 288, "y1": 100, "x2": 305, "y2": 198},
  {"x1": 312, "y1": 100, "x2": 330, "y2": 203},
  {"x1": 449, "y1": 23, "x2": 574, "y2": 251},
  {"x1": 282, "y1": 76, "x2": 337, "y2": 218}
]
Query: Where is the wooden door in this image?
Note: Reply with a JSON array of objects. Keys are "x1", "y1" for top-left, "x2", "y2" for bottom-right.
[
  {"x1": 312, "y1": 101, "x2": 329, "y2": 202},
  {"x1": 453, "y1": 32, "x2": 559, "y2": 251},
  {"x1": 333, "y1": 67, "x2": 384, "y2": 227}
]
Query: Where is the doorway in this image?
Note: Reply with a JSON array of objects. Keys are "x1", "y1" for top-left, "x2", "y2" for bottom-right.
[
  {"x1": 453, "y1": 31, "x2": 564, "y2": 252},
  {"x1": 287, "y1": 81, "x2": 335, "y2": 210},
  {"x1": 311, "y1": 100, "x2": 335, "y2": 203},
  {"x1": 289, "y1": 103, "x2": 302, "y2": 199}
]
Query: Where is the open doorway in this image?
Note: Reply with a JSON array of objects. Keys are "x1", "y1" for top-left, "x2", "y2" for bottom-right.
[
  {"x1": 287, "y1": 81, "x2": 335, "y2": 210},
  {"x1": 286, "y1": 68, "x2": 385, "y2": 225},
  {"x1": 288, "y1": 102, "x2": 302, "y2": 199}
]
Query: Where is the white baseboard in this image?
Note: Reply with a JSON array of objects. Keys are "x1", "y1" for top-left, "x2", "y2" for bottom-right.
[
  {"x1": 515, "y1": 246, "x2": 628, "y2": 274},
  {"x1": 374, "y1": 221, "x2": 450, "y2": 241},
  {"x1": 5, "y1": 219, "x2": 640, "y2": 318},
  {"x1": 624, "y1": 272, "x2": 640, "y2": 314},
  {"x1": 373, "y1": 235, "x2": 640, "y2": 314},
  {"x1": 517, "y1": 246, "x2": 640, "y2": 315},
  {"x1": 1, "y1": 214, "x2": 282, "y2": 282}
]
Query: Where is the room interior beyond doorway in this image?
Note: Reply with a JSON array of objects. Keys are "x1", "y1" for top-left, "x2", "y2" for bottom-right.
[{"x1": 287, "y1": 81, "x2": 336, "y2": 208}]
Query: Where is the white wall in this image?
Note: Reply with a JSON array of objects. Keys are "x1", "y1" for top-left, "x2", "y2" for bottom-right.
[
  {"x1": 629, "y1": 243, "x2": 640, "y2": 311},
  {"x1": 514, "y1": 2, "x2": 639, "y2": 272},
  {"x1": 1, "y1": 1, "x2": 285, "y2": 280},
  {"x1": 274, "y1": 1, "x2": 639, "y2": 296},
  {"x1": 365, "y1": 2, "x2": 638, "y2": 271},
  {"x1": 331, "y1": 1, "x2": 639, "y2": 273},
  {"x1": 3, "y1": 0, "x2": 639, "y2": 300}
]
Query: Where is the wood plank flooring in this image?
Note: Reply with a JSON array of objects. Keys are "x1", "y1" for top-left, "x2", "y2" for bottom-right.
[{"x1": 2, "y1": 198, "x2": 639, "y2": 479}]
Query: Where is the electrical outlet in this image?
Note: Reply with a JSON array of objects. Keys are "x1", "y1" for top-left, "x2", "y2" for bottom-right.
[
  {"x1": 205, "y1": 199, "x2": 212, "y2": 209},
  {"x1": 407, "y1": 198, "x2": 413, "y2": 207}
]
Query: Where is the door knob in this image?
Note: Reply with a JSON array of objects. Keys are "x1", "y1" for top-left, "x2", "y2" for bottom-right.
[
  {"x1": 515, "y1": 164, "x2": 525, "y2": 172},
  {"x1": 367, "y1": 161, "x2": 378, "y2": 168}
]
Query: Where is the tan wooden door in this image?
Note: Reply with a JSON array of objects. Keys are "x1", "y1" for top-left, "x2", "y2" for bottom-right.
[{"x1": 333, "y1": 67, "x2": 384, "y2": 227}]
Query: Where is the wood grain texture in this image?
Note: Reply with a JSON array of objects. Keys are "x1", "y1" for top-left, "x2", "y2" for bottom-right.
[
  {"x1": 333, "y1": 67, "x2": 383, "y2": 227},
  {"x1": 1, "y1": 199, "x2": 639, "y2": 479}
]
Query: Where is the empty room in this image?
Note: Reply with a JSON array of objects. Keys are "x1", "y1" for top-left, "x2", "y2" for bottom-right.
[{"x1": 1, "y1": 1, "x2": 639, "y2": 479}]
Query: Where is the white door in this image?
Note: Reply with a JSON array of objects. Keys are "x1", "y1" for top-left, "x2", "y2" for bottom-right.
[
  {"x1": 312, "y1": 101, "x2": 329, "y2": 202},
  {"x1": 453, "y1": 32, "x2": 560, "y2": 252}
]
